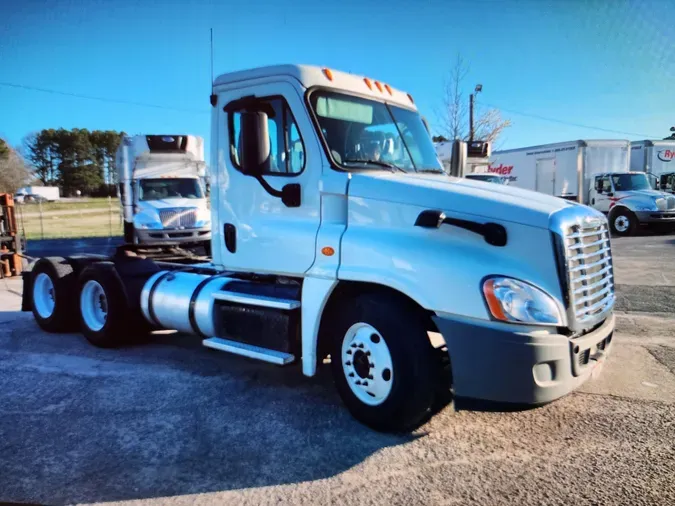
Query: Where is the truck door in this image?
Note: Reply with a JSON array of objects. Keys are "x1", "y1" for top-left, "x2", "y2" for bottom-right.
[
  {"x1": 592, "y1": 175, "x2": 612, "y2": 212},
  {"x1": 535, "y1": 158, "x2": 556, "y2": 195},
  {"x1": 216, "y1": 82, "x2": 322, "y2": 276}
]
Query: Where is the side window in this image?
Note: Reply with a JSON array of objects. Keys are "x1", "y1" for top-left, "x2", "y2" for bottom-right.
[
  {"x1": 228, "y1": 96, "x2": 305, "y2": 175},
  {"x1": 601, "y1": 177, "x2": 611, "y2": 192}
]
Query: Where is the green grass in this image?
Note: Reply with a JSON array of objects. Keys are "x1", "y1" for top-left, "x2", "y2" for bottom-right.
[
  {"x1": 19, "y1": 197, "x2": 120, "y2": 213},
  {"x1": 21, "y1": 208, "x2": 123, "y2": 240}
]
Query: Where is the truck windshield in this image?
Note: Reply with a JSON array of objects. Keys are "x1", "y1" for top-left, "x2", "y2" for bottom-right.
[
  {"x1": 309, "y1": 90, "x2": 443, "y2": 173},
  {"x1": 611, "y1": 173, "x2": 650, "y2": 192},
  {"x1": 139, "y1": 178, "x2": 204, "y2": 201}
]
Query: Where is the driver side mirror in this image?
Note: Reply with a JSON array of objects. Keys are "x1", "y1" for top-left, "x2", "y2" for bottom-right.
[{"x1": 240, "y1": 111, "x2": 271, "y2": 177}]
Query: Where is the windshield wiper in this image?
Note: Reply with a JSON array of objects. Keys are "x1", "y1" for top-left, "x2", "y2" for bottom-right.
[
  {"x1": 416, "y1": 168, "x2": 445, "y2": 174},
  {"x1": 343, "y1": 159, "x2": 407, "y2": 173}
]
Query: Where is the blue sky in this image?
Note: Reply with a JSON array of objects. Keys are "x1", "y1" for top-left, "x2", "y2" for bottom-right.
[{"x1": 1, "y1": 0, "x2": 673, "y2": 155}]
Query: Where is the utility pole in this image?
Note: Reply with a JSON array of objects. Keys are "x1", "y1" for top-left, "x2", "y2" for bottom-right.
[{"x1": 469, "y1": 84, "x2": 483, "y2": 142}]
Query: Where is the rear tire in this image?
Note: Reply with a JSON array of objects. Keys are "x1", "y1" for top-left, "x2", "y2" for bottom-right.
[
  {"x1": 78, "y1": 263, "x2": 130, "y2": 348},
  {"x1": 610, "y1": 208, "x2": 637, "y2": 236},
  {"x1": 30, "y1": 257, "x2": 77, "y2": 332},
  {"x1": 327, "y1": 291, "x2": 437, "y2": 432}
]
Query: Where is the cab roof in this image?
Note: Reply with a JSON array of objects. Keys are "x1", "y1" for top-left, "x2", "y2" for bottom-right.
[{"x1": 213, "y1": 64, "x2": 417, "y2": 110}]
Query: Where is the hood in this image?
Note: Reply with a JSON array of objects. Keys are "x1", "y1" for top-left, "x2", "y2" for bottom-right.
[
  {"x1": 137, "y1": 197, "x2": 206, "y2": 210},
  {"x1": 615, "y1": 189, "x2": 669, "y2": 199},
  {"x1": 348, "y1": 172, "x2": 577, "y2": 229}
]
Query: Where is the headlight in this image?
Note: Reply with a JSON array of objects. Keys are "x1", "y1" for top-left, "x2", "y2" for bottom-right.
[
  {"x1": 655, "y1": 198, "x2": 666, "y2": 211},
  {"x1": 635, "y1": 204, "x2": 657, "y2": 211},
  {"x1": 483, "y1": 277, "x2": 563, "y2": 326}
]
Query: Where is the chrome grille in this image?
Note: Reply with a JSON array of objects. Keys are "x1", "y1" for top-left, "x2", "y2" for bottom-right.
[
  {"x1": 158, "y1": 208, "x2": 197, "y2": 228},
  {"x1": 562, "y1": 218, "x2": 614, "y2": 328}
]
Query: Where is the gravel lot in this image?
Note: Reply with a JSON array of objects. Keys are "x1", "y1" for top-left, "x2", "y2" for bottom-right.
[{"x1": 1, "y1": 235, "x2": 674, "y2": 505}]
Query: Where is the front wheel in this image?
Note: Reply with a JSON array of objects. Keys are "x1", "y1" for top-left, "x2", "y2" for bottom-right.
[
  {"x1": 328, "y1": 292, "x2": 438, "y2": 432},
  {"x1": 610, "y1": 209, "x2": 637, "y2": 236}
]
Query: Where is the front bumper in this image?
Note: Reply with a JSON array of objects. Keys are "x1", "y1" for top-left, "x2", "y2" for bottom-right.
[
  {"x1": 432, "y1": 313, "x2": 615, "y2": 405},
  {"x1": 136, "y1": 227, "x2": 211, "y2": 244},
  {"x1": 634, "y1": 210, "x2": 675, "y2": 223}
]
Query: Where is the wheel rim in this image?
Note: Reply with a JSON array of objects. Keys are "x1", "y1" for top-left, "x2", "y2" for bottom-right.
[
  {"x1": 341, "y1": 322, "x2": 394, "y2": 406},
  {"x1": 80, "y1": 280, "x2": 108, "y2": 331},
  {"x1": 33, "y1": 273, "x2": 55, "y2": 318},
  {"x1": 614, "y1": 215, "x2": 630, "y2": 232}
]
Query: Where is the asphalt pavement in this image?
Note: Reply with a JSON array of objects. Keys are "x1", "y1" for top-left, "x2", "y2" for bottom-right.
[{"x1": 1, "y1": 234, "x2": 674, "y2": 505}]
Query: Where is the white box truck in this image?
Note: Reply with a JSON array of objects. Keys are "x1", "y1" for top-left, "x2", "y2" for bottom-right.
[
  {"x1": 116, "y1": 135, "x2": 211, "y2": 247},
  {"x1": 630, "y1": 140, "x2": 675, "y2": 193},
  {"x1": 16, "y1": 186, "x2": 60, "y2": 202},
  {"x1": 22, "y1": 65, "x2": 615, "y2": 431},
  {"x1": 477, "y1": 140, "x2": 675, "y2": 235}
]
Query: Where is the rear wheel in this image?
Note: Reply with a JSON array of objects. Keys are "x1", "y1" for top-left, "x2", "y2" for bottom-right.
[
  {"x1": 78, "y1": 263, "x2": 130, "y2": 348},
  {"x1": 328, "y1": 292, "x2": 438, "y2": 432},
  {"x1": 610, "y1": 209, "x2": 637, "y2": 236},
  {"x1": 30, "y1": 257, "x2": 76, "y2": 332}
]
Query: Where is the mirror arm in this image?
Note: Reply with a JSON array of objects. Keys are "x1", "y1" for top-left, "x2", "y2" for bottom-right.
[{"x1": 254, "y1": 174, "x2": 283, "y2": 198}]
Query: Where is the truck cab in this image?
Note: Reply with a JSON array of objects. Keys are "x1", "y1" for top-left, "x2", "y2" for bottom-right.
[
  {"x1": 116, "y1": 135, "x2": 211, "y2": 247},
  {"x1": 25, "y1": 65, "x2": 616, "y2": 431},
  {"x1": 591, "y1": 171, "x2": 675, "y2": 235}
]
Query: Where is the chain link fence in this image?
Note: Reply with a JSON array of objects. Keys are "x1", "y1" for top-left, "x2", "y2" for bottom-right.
[{"x1": 16, "y1": 197, "x2": 123, "y2": 240}]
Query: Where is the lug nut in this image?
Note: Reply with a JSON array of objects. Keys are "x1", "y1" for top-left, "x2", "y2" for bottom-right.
[
  {"x1": 345, "y1": 361, "x2": 351, "y2": 366},
  {"x1": 346, "y1": 349, "x2": 352, "y2": 355},
  {"x1": 365, "y1": 351, "x2": 371, "y2": 356},
  {"x1": 355, "y1": 380, "x2": 362, "y2": 385},
  {"x1": 348, "y1": 373, "x2": 354, "y2": 377},
  {"x1": 362, "y1": 381, "x2": 368, "y2": 386},
  {"x1": 358, "y1": 343, "x2": 364, "y2": 348}
]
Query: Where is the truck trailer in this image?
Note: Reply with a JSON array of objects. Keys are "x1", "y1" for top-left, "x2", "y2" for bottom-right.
[
  {"x1": 22, "y1": 65, "x2": 616, "y2": 431},
  {"x1": 479, "y1": 140, "x2": 675, "y2": 235},
  {"x1": 630, "y1": 140, "x2": 675, "y2": 193},
  {"x1": 116, "y1": 135, "x2": 211, "y2": 247}
]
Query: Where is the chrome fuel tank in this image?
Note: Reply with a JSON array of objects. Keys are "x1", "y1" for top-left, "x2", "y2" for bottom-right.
[{"x1": 140, "y1": 271, "x2": 233, "y2": 336}]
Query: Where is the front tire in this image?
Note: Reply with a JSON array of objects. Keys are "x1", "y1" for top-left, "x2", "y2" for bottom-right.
[
  {"x1": 610, "y1": 209, "x2": 637, "y2": 236},
  {"x1": 30, "y1": 257, "x2": 77, "y2": 332},
  {"x1": 78, "y1": 263, "x2": 130, "y2": 348},
  {"x1": 328, "y1": 292, "x2": 437, "y2": 432}
]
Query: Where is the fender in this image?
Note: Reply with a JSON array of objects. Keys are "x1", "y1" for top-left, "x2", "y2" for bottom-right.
[{"x1": 301, "y1": 277, "x2": 337, "y2": 376}]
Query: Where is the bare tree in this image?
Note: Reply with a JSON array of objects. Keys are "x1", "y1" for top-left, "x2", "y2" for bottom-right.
[
  {"x1": 438, "y1": 54, "x2": 511, "y2": 144},
  {"x1": 0, "y1": 139, "x2": 30, "y2": 194}
]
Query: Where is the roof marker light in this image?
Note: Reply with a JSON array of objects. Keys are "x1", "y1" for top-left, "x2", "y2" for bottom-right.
[
  {"x1": 407, "y1": 93, "x2": 415, "y2": 104},
  {"x1": 363, "y1": 77, "x2": 373, "y2": 90},
  {"x1": 374, "y1": 81, "x2": 383, "y2": 93},
  {"x1": 384, "y1": 84, "x2": 393, "y2": 95},
  {"x1": 323, "y1": 68, "x2": 334, "y2": 81}
]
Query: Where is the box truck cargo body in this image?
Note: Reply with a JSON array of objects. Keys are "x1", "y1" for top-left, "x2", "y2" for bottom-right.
[
  {"x1": 475, "y1": 140, "x2": 675, "y2": 235},
  {"x1": 630, "y1": 140, "x2": 675, "y2": 192}
]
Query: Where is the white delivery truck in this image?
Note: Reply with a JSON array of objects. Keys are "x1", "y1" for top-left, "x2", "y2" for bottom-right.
[
  {"x1": 23, "y1": 65, "x2": 615, "y2": 431},
  {"x1": 116, "y1": 135, "x2": 211, "y2": 246},
  {"x1": 479, "y1": 140, "x2": 675, "y2": 235},
  {"x1": 630, "y1": 140, "x2": 675, "y2": 193},
  {"x1": 16, "y1": 186, "x2": 60, "y2": 202}
]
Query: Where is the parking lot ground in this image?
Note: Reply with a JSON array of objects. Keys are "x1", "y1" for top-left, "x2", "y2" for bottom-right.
[{"x1": 1, "y1": 235, "x2": 675, "y2": 505}]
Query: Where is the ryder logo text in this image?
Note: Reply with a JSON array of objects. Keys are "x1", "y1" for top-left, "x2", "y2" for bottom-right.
[{"x1": 488, "y1": 164, "x2": 514, "y2": 175}]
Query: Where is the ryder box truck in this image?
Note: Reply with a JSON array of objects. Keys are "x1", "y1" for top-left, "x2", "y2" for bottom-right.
[{"x1": 478, "y1": 140, "x2": 675, "y2": 235}]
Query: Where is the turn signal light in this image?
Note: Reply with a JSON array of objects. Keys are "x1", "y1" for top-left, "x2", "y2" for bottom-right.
[{"x1": 321, "y1": 246, "x2": 335, "y2": 257}]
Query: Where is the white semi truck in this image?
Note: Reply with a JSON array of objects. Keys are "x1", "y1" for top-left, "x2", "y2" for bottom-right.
[
  {"x1": 630, "y1": 140, "x2": 675, "y2": 193},
  {"x1": 478, "y1": 140, "x2": 675, "y2": 235},
  {"x1": 23, "y1": 65, "x2": 615, "y2": 431},
  {"x1": 116, "y1": 135, "x2": 211, "y2": 247}
]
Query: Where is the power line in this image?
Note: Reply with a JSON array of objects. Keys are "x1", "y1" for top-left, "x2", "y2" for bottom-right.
[
  {"x1": 0, "y1": 81, "x2": 209, "y2": 115},
  {"x1": 476, "y1": 99, "x2": 660, "y2": 139}
]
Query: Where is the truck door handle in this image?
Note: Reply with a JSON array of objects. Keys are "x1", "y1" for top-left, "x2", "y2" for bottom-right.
[{"x1": 224, "y1": 223, "x2": 236, "y2": 253}]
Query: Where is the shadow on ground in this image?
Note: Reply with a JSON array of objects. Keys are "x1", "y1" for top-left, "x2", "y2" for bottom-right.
[{"x1": 0, "y1": 313, "x2": 426, "y2": 505}]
